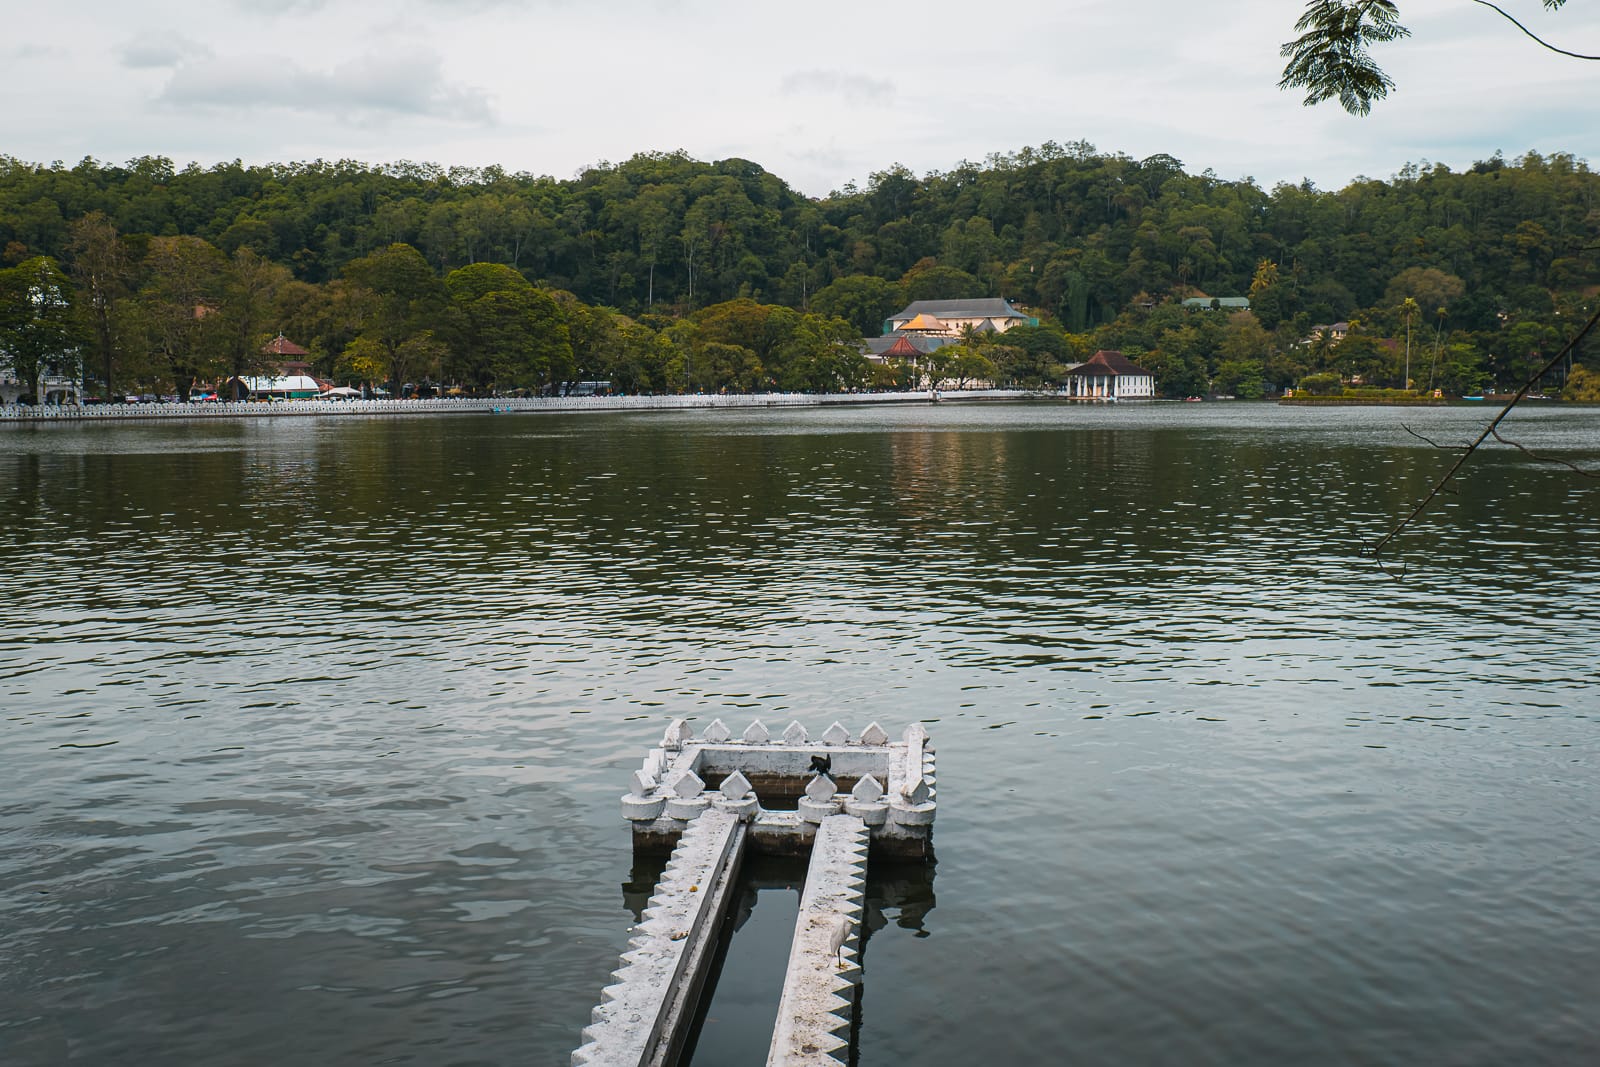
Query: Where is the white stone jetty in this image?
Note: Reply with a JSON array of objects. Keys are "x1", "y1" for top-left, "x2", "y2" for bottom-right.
[
  {"x1": 767, "y1": 815, "x2": 870, "y2": 1066},
  {"x1": 575, "y1": 718, "x2": 937, "y2": 1066}
]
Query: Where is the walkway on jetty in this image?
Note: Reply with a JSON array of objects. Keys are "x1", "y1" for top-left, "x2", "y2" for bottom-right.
[
  {"x1": 574, "y1": 718, "x2": 935, "y2": 1066},
  {"x1": 1, "y1": 390, "x2": 1039, "y2": 423}
]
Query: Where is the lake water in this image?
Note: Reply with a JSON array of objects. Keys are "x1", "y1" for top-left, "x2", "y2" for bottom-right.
[{"x1": 2, "y1": 402, "x2": 1597, "y2": 1066}]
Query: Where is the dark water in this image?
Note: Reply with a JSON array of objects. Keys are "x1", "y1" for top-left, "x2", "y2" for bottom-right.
[{"x1": 2, "y1": 403, "x2": 1597, "y2": 1066}]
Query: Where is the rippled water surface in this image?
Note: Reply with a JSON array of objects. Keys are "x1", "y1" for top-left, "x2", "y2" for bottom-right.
[{"x1": 3, "y1": 403, "x2": 1598, "y2": 1066}]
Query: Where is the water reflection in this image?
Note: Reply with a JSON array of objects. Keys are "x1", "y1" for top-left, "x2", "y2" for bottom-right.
[{"x1": 1, "y1": 404, "x2": 1597, "y2": 1066}]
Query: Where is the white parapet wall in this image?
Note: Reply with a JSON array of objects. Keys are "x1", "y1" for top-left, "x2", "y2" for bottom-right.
[
  {"x1": 623, "y1": 718, "x2": 936, "y2": 859},
  {"x1": 766, "y1": 814, "x2": 871, "y2": 1067},
  {"x1": 0, "y1": 390, "x2": 1038, "y2": 422}
]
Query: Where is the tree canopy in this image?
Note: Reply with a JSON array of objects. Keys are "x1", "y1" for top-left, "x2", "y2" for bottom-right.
[{"x1": 2, "y1": 141, "x2": 1597, "y2": 400}]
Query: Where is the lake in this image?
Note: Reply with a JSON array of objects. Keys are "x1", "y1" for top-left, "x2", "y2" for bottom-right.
[{"x1": 2, "y1": 402, "x2": 1597, "y2": 1065}]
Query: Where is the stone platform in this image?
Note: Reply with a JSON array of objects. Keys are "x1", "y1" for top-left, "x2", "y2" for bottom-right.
[{"x1": 574, "y1": 719, "x2": 937, "y2": 1066}]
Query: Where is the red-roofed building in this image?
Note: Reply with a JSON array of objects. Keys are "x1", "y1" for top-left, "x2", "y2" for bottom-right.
[{"x1": 263, "y1": 333, "x2": 312, "y2": 375}]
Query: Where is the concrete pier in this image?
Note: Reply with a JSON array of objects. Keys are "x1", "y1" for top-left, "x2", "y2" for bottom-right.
[
  {"x1": 624, "y1": 719, "x2": 937, "y2": 859},
  {"x1": 576, "y1": 719, "x2": 936, "y2": 1065},
  {"x1": 571, "y1": 809, "x2": 748, "y2": 1067},
  {"x1": 767, "y1": 815, "x2": 871, "y2": 1067}
]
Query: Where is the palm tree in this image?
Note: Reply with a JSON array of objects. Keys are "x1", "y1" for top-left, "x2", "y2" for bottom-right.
[
  {"x1": 1427, "y1": 306, "x2": 1447, "y2": 392},
  {"x1": 1400, "y1": 297, "x2": 1419, "y2": 390}
]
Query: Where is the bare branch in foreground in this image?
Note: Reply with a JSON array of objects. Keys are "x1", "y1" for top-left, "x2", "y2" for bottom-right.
[
  {"x1": 1489, "y1": 426, "x2": 1600, "y2": 478},
  {"x1": 1368, "y1": 302, "x2": 1600, "y2": 563},
  {"x1": 1401, "y1": 423, "x2": 1469, "y2": 451},
  {"x1": 1471, "y1": 0, "x2": 1600, "y2": 61}
]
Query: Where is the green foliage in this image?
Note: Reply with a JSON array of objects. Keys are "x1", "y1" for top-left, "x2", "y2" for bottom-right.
[
  {"x1": 1280, "y1": 1, "x2": 1572, "y2": 115},
  {"x1": 1213, "y1": 359, "x2": 1268, "y2": 399},
  {"x1": 1279, "y1": 1, "x2": 1411, "y2": 115},
  {"x1": 1297, "y1": 372, "x2": 1344, "y2": 396},
  {"x1": 1562, "y1": 365, "x2": 1600, "y2": 402},
  {"x1": 0, "y1": 256, "x2": 84, "y2": 400},
  {"x1": 811, "y1": 274, "x2": 900, "y2": 336},
  {"x1": 4, "y1": 143, "x2": 1598, "y2": 400}
]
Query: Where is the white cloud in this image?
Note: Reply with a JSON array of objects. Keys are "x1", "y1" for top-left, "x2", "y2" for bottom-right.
[
  {"x1": 121, "y1": 32, "x2": 212, "y2": 69},
  {"x1": 779, "y1": 70, "x2": 895, "y2": 105},
  {"x1": 157, "y1": 49, "x2": 493, "y2": 123},
  {"x1": 0, "y1": 0, "x2": 1596, "y2": 197}
]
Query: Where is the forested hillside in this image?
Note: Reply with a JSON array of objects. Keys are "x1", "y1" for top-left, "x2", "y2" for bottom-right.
[{"x1": 2, "y1": 143, "x2": 1596, "y2": 400}]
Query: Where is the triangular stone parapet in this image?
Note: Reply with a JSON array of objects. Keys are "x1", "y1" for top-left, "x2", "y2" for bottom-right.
[
  {"x1": 851, "y1": 775, "x2": 883, "y2": 803},
  {"x1": 662, "y1": 719, "x2": 694, "y2": 750}
]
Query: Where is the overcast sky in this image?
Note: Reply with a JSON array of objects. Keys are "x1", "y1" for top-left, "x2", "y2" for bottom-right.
[{"x1": 2, "y1": 0, "x2": 1596, "y2": 197}]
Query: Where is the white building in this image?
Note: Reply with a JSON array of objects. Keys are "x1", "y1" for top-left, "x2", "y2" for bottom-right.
[
  {"x1": 882, "y1": 298, "x2": 1037, "y2": 336},
  {"x1": 1063, "y1": 350, "x2": 1155, "y2": 399}
]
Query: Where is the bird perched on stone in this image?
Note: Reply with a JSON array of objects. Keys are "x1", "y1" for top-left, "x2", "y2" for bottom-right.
[{"x1": 809, "y1": 754, "x2": 832, "y2": 780}]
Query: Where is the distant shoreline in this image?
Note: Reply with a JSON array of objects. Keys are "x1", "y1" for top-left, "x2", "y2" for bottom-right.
[{"x1": 0, "y1": 390, "x2": 1047, "y2": 423}]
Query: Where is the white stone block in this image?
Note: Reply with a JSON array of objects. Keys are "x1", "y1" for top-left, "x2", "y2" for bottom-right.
[
  {"x1": 902, "y1": 777, "x2": 931, "y2": 805},
  {"x1": 702, "y1": 718, "x2": 731, "y2": 743},
  {"x1": 712, "y1": 795, "x2": 760, "y2": 816},
  {"x1": 630, "y1": 769, "x2": 657, "y2": 798},
  {"x1": 859, "y1": 722, "x2": 889, "y2": 746},
  {"x1": 662, "y1": 719, "x2": 694, "y2": 750},
  {"x1": 719, "y1": 770, "x2": 753, "y2": 801},
  {"x1": 804, "y1": 774, "x2": 836, "y2": 801},
  {"x1": 841, "y1": 798, "x2": 888, "y2": 826},
  {"x1": 666, "y1": 796, "x2": 710, "y2": 820},
  {"x1": 820, "y1": 722, "x2": 849, "y2": 746},
  {"x1": 783, "y1": 721, "x2": 808, "y2": 745},
  {"x1": 620, "y1": 793, "x2": 666, "y2": 821},
  {"x1": 743, "y1": 720, "x2": 770, "y2": 744},
  {"x1": 903, "y1": 722, "x2": 929, "y2": 746},
  {"x1": 888, "y1": 800, "x2": 936, "y2": 827},
  {"x1": 670, "y1": 769, "x2": 705, "y2": 799},
  {"x1": 851, "y1": 775, "x2": 884, "y2": 803},
  {"x1": 797, "y1": 795, "x2": 840, "y2": 823}
]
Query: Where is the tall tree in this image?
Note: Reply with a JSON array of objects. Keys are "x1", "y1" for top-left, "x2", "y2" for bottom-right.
[
  {"x1": 219, "y1": 249, "x2": 292, "y2": 398},
  {"x1": 341, "y1": 243, "x2": 446, "y2": 391},
  {"x1": 0, "y1": 256, "x2": 83, "y2": 402},
  {"x1": 137, "y1": 236, "x2": 226, "y2": 399},
  {"x1": 65, "y1": 212, "x2": 130, "y2": 397}
]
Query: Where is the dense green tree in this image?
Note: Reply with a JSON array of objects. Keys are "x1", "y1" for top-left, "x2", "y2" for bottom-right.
[
  {"x1": 900, "y1": 262, "x2": 984, "y2": 303},
  {"x1": 0, "y1": 256, "x2": 83, "y2": 401},
  {"x1": 811, "y1": 274, "x2": 901, "y2": 336},
  {"x1": 65, "y1": 212, "x2": 131, "y2": 396},
  {"x1": 218, "y1": 249, "x2": 292, "y2": 398},
  {"x1": 137, "y1": 236, "x2": 226, "y2": 398},
  {"x1": 342, "y1": 243, "x2": 446, "y2": 390}
]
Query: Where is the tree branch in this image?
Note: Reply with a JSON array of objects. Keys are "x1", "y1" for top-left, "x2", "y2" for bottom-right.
[
  {"x1": 1470, "y1": 0, "x2": 1600, "y2": 61},
  {"x1": 1489, "y1": 426, "x2": 1600, "y2": 477},
  {"x1": 1369, "y1": 301, "x2": 1600, "y2": 561}
]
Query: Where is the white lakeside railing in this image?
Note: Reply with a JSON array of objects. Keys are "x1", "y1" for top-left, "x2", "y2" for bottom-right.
[{"x1": 0, "y1": 389, "x2": 1043, "y2": 422}]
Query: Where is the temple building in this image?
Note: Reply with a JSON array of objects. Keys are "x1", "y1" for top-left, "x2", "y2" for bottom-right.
[
  {"x1": 882, "y1": 298, "x2": 1037, "y2": 336},
  {"x1": 1063, "y1": 350, "x2": 1155, "y2": 399}
]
